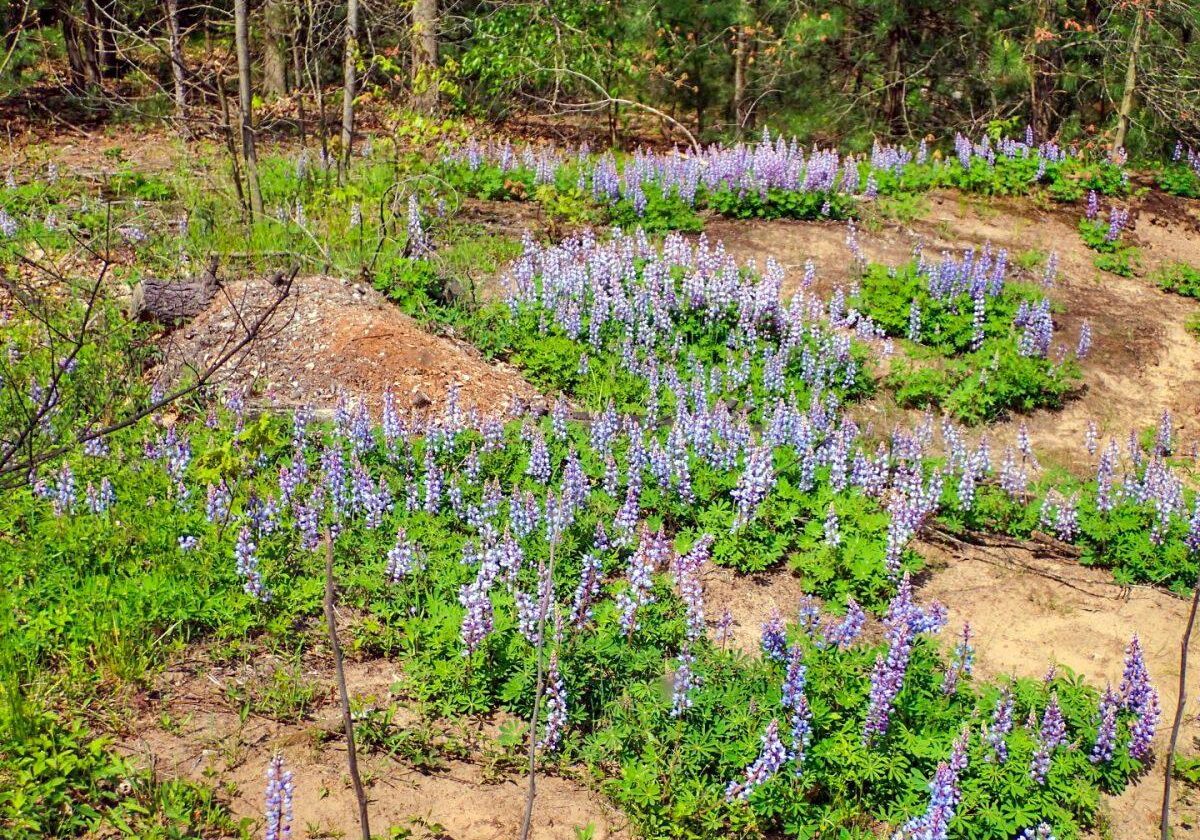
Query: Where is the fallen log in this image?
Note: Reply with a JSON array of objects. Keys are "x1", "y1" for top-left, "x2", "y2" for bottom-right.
[{"x1": 130, "y1": 255, "x2": 221, "y2": 325}]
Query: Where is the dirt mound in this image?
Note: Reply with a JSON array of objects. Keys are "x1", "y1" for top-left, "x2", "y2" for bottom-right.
[
  {"x1": 916, "y1": 531, "x2": 1200, "y2": 840},
  {"x1": 156, "y1": 274, "x2": 543, "y2": 413},
  {"x1": 116, "y1": 654, "x2": 629, "y2": 840}
]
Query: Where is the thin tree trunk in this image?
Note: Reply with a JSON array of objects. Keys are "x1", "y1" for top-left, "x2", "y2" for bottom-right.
[
  {"x1": 411, "y1": 0, "x2": 438, "y2": 114},
  {"x1": 262, "y1": 0, "x2": 290, "y2": 96},
  {"x1": 234, "y1": 0, "x2": 263, "y2": 216},
  {"x1": 164, "y1": 0, "x2": 187, "y2": 136},
  {"x1": 339, "y1": 0, "x2": 359, "y2": 180},
  {"x1": 324, "y1": 533, "x2": 371, "y2": 840},
  {"x1": 217, "y1": 74, "x2": 247, "y2": 216},
  {"x1": 291, "y1": 3, "x2": 307, "y2": 145},
  {"x1": 883, "y1": 30, "x2": 904, "y2": 135},
  {"x1": 1113, "y1": 5, "x2": 1145, "y2": 152},
  {"x1": 730, "y1": 3, "x2": 749, "y2": 134},
  {"x1": 1160, "y1": 575, "x2": 1200, "y2": 840}
]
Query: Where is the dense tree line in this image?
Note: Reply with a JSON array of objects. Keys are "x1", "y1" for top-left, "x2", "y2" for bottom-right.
[{"x1": 1, "y1": 0, "x2": 1198, "y2": 151}]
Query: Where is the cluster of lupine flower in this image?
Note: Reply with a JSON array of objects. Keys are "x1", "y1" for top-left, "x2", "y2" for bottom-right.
[
  {"x1": 1119, "y1": 635, "x2": 1160, "y2": 760},
  {"x1": 1172, "y1": 141, "x2": 1200, "y2": 175},
  {"x1": 448, "y1": 128, "x2": 913, "y2": 218},
  {"x1": 952, "y1": 128, "x2": 1073, "y2": 178},
  {"x1": 865, "y1": 575, "x2": 948, "y2": 741}
]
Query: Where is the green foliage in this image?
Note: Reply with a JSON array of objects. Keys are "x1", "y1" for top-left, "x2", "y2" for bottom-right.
[
  {"x1": 707, "y1": 187, "x2": 855, "y2": 220},
  {"x1": 0, "y1": 711, "x2": 242, "y2": 840},
  {"x1": 942, "y1": 456, "x2": 1200, "y2": 594},
  {"x1": 1078, "y1": 218, "x2": 1140, "y2": 277},
  {"x1": 851, "y1": 261, "x2": 1080, "y2": 424},
  {"x1": 1152, "y1": 261, "x2": 1200, "y2": 299},
  {"x1": 1157, "y1": 163, "x2": 1200, "y2": 199}
]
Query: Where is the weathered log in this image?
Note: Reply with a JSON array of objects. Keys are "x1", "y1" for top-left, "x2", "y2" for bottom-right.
[{"x1": 131, "y1": 256, "x2": 220, "y2": 324}]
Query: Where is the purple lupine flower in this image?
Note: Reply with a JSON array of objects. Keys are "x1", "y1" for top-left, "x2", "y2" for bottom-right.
[
  {"x1": 781, "y1": 645, "x2": 807, "y2": 709},
  {"x1": 1030, "y1": 693, "x2": 1066, "y2": 784},
  {"x1": 1042, "y1": 251, "x2": 1059, "y2": 288},
  {"x1": 865, "y1": 594, "x2": 916, "y2": 741},
  {"x1": 551, "y1": 396, "x2": 569, "y2": 441},
  {"x1": 406, "y1": 194, "x2": 430, "y2": 256},
  {"x1": 1156, "y1": 410, "x2": 1174, "y2": 456},
  {"x1": 569, "y1": 550, "x2": 603, "y2": 629},
  {"x1": 1085, "y1": 189, "x2": 1099, "y2": 220},
  {"x1": 907, "y1": 299, "x2": 922, "y2": 342},
  {"x1": 1120, "y1": 634, "x2": 1159, "y2": 759},
  {"x1": 724, "y1": 719, "x2": 787, "y2": 801},
  {"x1": 1130, "y1": 688, "x2": 1160, "y2": 761},
  {"x1": 797, "y1": 597, "x2": 823, "y2": 638},
  {"x1": 760, "y1": 610, "x2": 788, "y2": 662},
  {"x1": 1106, "y1": 207, "x2": 1128, "y2": 243},
  {"x1": 264, "y1": 753, "x2": 294, "y2": 840},
  {"x1": 1186, "y1": 498, "x2": 1200, "y2": 554},
  {"x1": 178, "y1": 534, "x2": 197, "y2": 551},
  {"x1": 716, "y1": 608, "x2": 735, "y2": 647},
  {"x1": 1077, "y1": 321, "x2": 1092, "y2": 359},
  {"x1": 1085, "y1": 420, "x2": 1098, "y2": 456},
  {"x1": 999, "y1": 447, "x2": 1028, "y2": 499},
  {"x1": 823, "y1": 503, "x2": 841, "y2": 547},
  {"x1": 892, "y1": 732, "x2": 969, "y2": 840},
  {"x1": 986, "y1": 689, "x2": 1014, "y2": 764},
  {"x1": 1120, "y1": 635, "x2": 1153, "y2": 710},
  {"x1": 538, "y1": 654, "x2": 567, "y2": 751},
  {"x1": 732, "y1": 444, "x2": 774, "y2": 529},
  {"x1": 235, "y1": 525, "x2": 268, "y2": 601},
  {"x1": 527, "y1": 429, "x2": 551, "y2": 484},
  {"x1": 1090, "y1": 685, "x2": 1120, "y2": 764},
  {"x1": 824, "y1": 599, "x2": 866, "y2": 649},
  {"x1": 51, "y1": 463, "x2": 76, "y2": 516},
  {"x1": 458, "y1": 572, "x2": 494, "y2": 656},
  {"x1": 385, "y1": 528, "x2": 422, "y2": 582},
  {"x1": 671, "y1": 648, "x2": 697, "y2": 718},
  {"x1": 616, "y1": 525, "x2": 663, "y2": 637},
  {"x1": 942, "y1": 623, "x2": 974, "y2": 695},
  {"x1": 673, "y1": 534, "x2": 712, "y2": 643},
  {"x1": 515, "y1": 561, "x2": 554, "y2": 647}
]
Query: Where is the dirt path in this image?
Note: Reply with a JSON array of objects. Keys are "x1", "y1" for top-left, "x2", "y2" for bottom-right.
[
  {"x1": 917, "y1": 534, "x2": 1200, "y2": 840},
  {"x1": 116, "y1": 656, "x2": 629, "y2": 840}
]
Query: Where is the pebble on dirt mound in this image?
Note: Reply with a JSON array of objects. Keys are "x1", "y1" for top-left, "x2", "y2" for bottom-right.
[{"x1": 154, "y1": 274, "x2": 543, "y2": 413}]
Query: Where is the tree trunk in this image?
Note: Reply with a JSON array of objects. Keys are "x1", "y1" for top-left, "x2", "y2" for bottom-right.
[
  {"x1": 339, "y1": 0, "x2": 359, "y2": 179},
  {"x1": 262, "y1": 0, "x2": 290, "y2": 96},
  {"x1": 291, "y1": 2, "x2": 307, "y2": 144},
  {"x1": 730, "y1": 18, "x2": 748, "y2": 134},
  {"x1": 234, "y1": 0, "x2": 264, "y2": 216},
  {"x1": 1160, "y1": 574, "x2": 1200, "y2": 840},
  {"x1": 61, "y1": 1, "x2": 103, "y2": 88},
  {"x1": 411, "y1": 0, "x2": 439, "y2": 114},
  {"x1": 1113, "y1": 5, "x2": 1145, "y2": 151},
  {"x1": 164, "y1": 0, "x2": 187, "y2": 135},
  {"x1": 217, "y1": 74, "x2": 247, "y2": 215},
  {"x1": 883, "y1": 30, "x2": 904, "y2": 135}
]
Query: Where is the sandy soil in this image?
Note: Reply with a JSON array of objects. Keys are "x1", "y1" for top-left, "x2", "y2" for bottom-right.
[{"x1": 116, "y1": 654, "x2": 629, "y2": 840}]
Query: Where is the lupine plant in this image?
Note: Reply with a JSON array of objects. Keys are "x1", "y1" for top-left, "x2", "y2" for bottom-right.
[{"x1": 4, "y1": 379, "x2": 1160, "y2": 840}]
